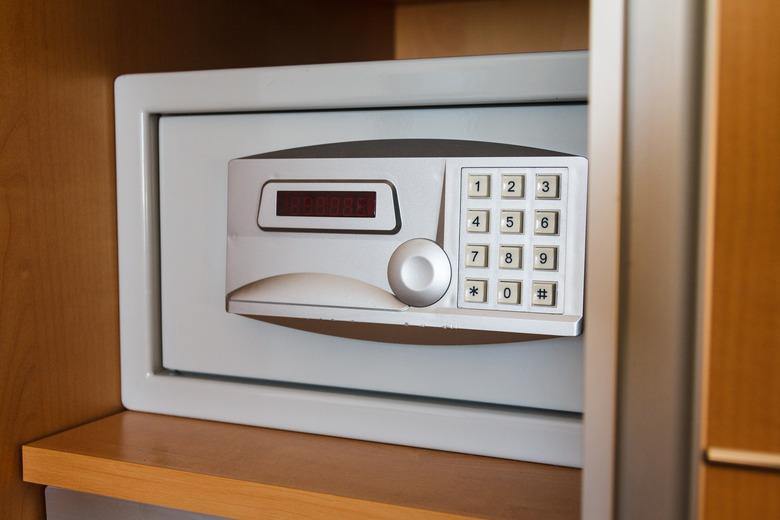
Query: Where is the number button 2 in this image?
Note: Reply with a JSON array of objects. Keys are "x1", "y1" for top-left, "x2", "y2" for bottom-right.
[
  {"x1": 466, "y1": 210, "x2": 489, "y2": 233},
  {"x1": 501, "y1": 175, "x2": 524, "y2": 199}
]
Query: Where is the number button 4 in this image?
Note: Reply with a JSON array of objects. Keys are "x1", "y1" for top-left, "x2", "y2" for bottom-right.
[
  {"x1": 499, "y1": 246, "x2": 522, "y2": 269},
  {"x1": 533, "y1": 246, "x2": 558, "y2": 270},
  {"x1": 534, "y1": 210, "x2": 559, "y2": 235},
  {"x1": 500, "y1": 210, "x2": 523, "y2": 234},
  {"x1": 501, "y1": 175, "x2": 524, "y2": 198},
  {"x1": 466, "y1": 210, "x2": 489, "y2": 232},
  {"x1": 468, "y1": 175, "x2": 490, "y2": 198},
  {"x1": 535, "y1": 174, "x2": 560, "y2": 199},
  {"x1": 465, "y1": 245, "x2": 488, "y2": 267}
]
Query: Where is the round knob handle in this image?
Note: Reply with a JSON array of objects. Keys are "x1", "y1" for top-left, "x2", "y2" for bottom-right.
[{"x1": 387, "y1": 239, "x2": 451, "y2": 307}]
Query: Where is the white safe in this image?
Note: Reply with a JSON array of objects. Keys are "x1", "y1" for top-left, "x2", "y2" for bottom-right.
[{"x1": 118, "y1": 51, "x2": 588, "y2": 467}]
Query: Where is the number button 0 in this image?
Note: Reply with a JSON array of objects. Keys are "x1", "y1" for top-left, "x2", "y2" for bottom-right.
[
  {"x1": 501, "y1": 175, "x2": 524, "y2": 198},
  {"x1": 466, "y1": 210, "x2": 489, "y2": 232},
  {"x1": 499, "y1": 246, "x2": 522, "y2": 269},
  {"x1": 465, "y1": 245, "x2": 488, "y2": 267},
  {"x1": 500, "y1": 210, "x2": 523, "y2": 234},
  {"x1": 497, "y1": 281, "x2": 521, "y2": 304},
  {"x1": 464, "y1": 279, "x2": 487, "y2": 303},
  {"x1": 468, "y1": 175, "x2": 490, "y2": 198},
  {"x1": 532, "y1": 281, "x2": 557, "y2": 306},
  {"x1": 534, "y1": 210, "x2": 559, "y2": 235},
  {"x1": 535, "y1": 174, "x2": 560, "y2": 199},
  {"x1": 533, "y1": 246, "x2": 558, "y2": 270}
]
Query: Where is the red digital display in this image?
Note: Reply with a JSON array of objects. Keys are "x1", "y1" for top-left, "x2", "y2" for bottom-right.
[{"x1": 276, "y1": 190, "x2": 377, "y2": 218}]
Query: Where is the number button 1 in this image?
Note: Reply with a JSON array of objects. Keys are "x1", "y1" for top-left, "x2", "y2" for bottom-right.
[
  {"x1": 501, "y1": 175, "x2": 524, "y2": 198},
  {"x1": 534, "y1": 210, "x2": 559, "y2": 235},
  {"x1": 535, "y1": 174, "x2": 560, "y2": 199},
  {"x1": 533, "y1": 246, "x2": 558, "y2": 270},
  {"x1": 466, "y1": 210, "x2": 489, "y2": 232},
  {"x1": 500, "y1": 210, "x2": 523, "y2": 234},
  {"x1": 468, "y1": 175, "x2": 490, "y2": 198}
]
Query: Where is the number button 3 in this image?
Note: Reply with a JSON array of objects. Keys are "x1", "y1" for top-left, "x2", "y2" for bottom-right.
[
  {"x1": 535, "y1": 174, "x2": 560, "y2": 199},
  {"x1": 466, "y1": 210, "x2": 489, "y2": 233}
]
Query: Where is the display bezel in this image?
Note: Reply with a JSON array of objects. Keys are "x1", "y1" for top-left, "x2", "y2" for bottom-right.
[{"x1": 257, "y1": 180, "x2": 400, "y2": 234}]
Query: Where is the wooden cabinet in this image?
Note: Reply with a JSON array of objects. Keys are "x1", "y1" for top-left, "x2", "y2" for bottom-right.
[{"x1": 698, "y1": 0, "x2": 780, "y2": 517}]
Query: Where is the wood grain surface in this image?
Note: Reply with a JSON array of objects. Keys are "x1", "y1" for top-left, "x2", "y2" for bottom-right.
[
  {"x1": 0, "y1": 1, "x2": 393, "y2": 517},
  {"x1": 395, "y1": 0, "x2": 589, "y2": 59},
  {"x1": 700, "y1": 0, "x2": 780, "y2": 517},
  {"x1": 23, "y1": 411, "x2": 581, "y2": 519}
]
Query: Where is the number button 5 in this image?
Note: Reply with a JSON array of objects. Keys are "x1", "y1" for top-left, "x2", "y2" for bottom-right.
[
  {"x1": 500, "y1": 210, "x2": 523, "y2": 234},
  {"x1": 501, "y1": 175, "x2": 524, "y2": 198},
  {"x1": 466, "y1": 210, "x2": 489, "y2": 233}
]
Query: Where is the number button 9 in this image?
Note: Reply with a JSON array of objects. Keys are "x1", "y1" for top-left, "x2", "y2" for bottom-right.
[
  {"x1": 533, "y1": 246, "x2": 558, "y2": 270},
  {"x1": 501, "y1": 175, "x2": 524, "y2": 199}
]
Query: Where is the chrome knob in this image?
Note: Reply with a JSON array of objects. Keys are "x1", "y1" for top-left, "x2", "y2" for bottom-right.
[{"x1": 387, "y1": 239, "x2": 451, "y2": 307}]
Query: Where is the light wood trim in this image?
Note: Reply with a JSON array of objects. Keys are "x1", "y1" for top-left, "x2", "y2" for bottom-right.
[
  {"x1": 23, "y1": 448, "x2": 468, "y2": 520},
  {"x1": 394, "y1": 0, "x2": 588, "y2": 59},
  {"x1": 706, "y1": 447, "x2": 780, "y2": 472},
  {"x1": 23, "y1": 411, "x2": 581, "y2": 519},
  {"x1": 699, "y1": 0, "x2": 780, "y2": 517}
]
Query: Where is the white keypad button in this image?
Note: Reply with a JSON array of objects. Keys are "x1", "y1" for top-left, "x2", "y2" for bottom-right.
[
  {"x1": 468, "y1": 175, "x2": 490, "y2": 198},
  {"x1": 466, "y1": 210, "x2": 489, "y2": 233},
  {"x1": 498, "y1": 246, "x2": 522, "y2": 269},
  {"x1": 531, "y1": 281, "x2": 557, "y2": 306},
  {"x1": 465, "y1": 245, "x2": 488, "y2": 267},
  {"x1": 464, "y1": 279, "x2": 487, "y2": 303},
  {"x1": 535, "y1": 174, "x2": 560, "y2": 199},
  {"x1": 497, "y1": 280, "x2": 521, "y2": 304},
  {"x1": 534, "y1": 210, "x2": 559, "y2": 235},
  {"x1": 501, "y1": 175, "x2": 524, "y2": 198},
  {"x1": 500, "y1": 210, "x2": 523, "y2": 234},
  {"x1": 533, "y1": 246, "x2": 558, "y2": 270}
]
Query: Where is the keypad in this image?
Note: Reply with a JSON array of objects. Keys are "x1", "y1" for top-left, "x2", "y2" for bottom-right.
[{"x1": 459, "y1": 167, "x2": 567, "y2": 314}]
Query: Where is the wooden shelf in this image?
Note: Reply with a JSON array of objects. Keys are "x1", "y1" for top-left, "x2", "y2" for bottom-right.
[{"x1": 23, "y1": 411, "x2": 579, "y2": 519}]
